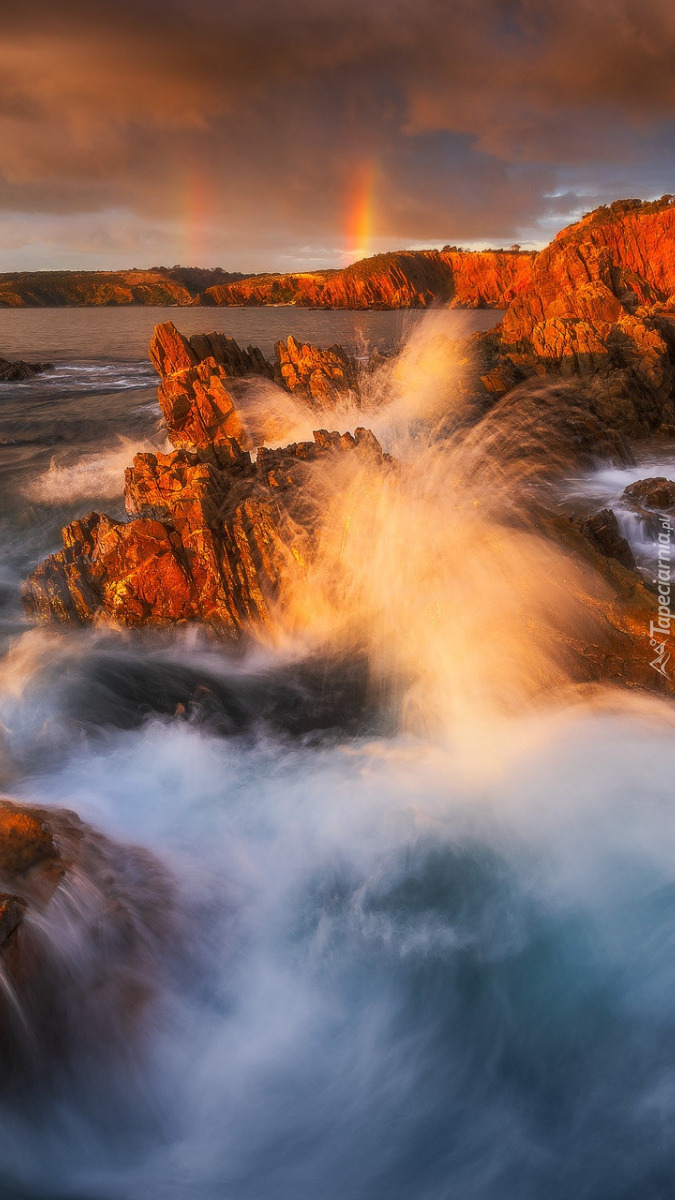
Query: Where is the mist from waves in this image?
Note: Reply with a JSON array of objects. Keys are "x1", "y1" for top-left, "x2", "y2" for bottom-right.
[
  {"x1": 0, "y1": 309, "x2": 674, "y2": 1197},
  {"x1": 1, "y1": 706, "x2": 675, "y2": 1199}
]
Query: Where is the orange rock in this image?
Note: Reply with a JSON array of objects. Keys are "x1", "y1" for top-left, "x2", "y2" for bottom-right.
[
  {"x1": 158, "y1": 358, "x2": 249, "y2": 457},
  {"x1": 23, "y1": 430, "x2": 390, "y2": 633},
  {"x1": 275, "y1": 335, "x2": 359, "y2": 408},
  {"x1": 200, "y1": 248, "x2": 533, "y2": 310}
]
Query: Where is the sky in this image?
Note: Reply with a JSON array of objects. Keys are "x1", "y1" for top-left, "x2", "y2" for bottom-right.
[{"x1": 2, "y1": 0, "x2": 675, "y2": 272}]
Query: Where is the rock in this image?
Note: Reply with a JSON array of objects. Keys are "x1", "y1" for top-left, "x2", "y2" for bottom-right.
[
  {"x1": 149, "y1": 321, "x2": 198, "y2": 375},
  {"x1": 0, "y1": 797, "x2": 175, "y2": 1080},
  {"x1": 573, "y1": 508, "x2": 636, "y2": 570},
  {"x1": 149, "y1": 321, "x2": 274, "y2": 382},
  {"x1": 0, "y1": 356, "x2": 53, "y2": 380},
  {"x1": 150, "y1": 321, "x2": 364, "y2": 422},
  {"x1": 474, "y1": 197, "x2": 675, "y2": 440},
  {"x1": 622, "y1": 477, "x2": 675, "y2": 514},
  {"x1": 200, "y1": 248, "x2": 533, "y2": 309},
  {"x1": 157, "y1": 358, "x2": 250, "y2": 459},
  {"x1": 459, "y1": 377, "x2": 633, "y2": 479},
  {"x1": 532, "y1": 505, "x2": 673, "y2": 695},
  {"x1": 0, "y1": 894, "x2": 26, "y2": 949},
  {"x1": 23, "y1": 429, "x2": 391, "y2": 633},
  {"x1": 274, "y1": 335, "x2": 359, "y2": 408}
]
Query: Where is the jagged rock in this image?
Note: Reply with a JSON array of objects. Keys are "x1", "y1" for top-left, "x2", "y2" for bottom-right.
[
  {"x1": 149, "y1": 321, "x2": 198, "y2": 375},
  {"x1": 532, "y1": 505, "x2": 673, "y2": 695},
  {"x1": 157, "y1": 359, "x2": 250, "y2": 459},
  {"x1": 274, "y1": 335, "x2": 359, "y2": 408},
  {"x1": 150, "y1": 321, "x2": 362, "y2": 420},
  {"x1": 474, "y1": 198, "x2": 675, "y2": 439},
  {"x1": 573, "y1": 508, "x2": 636, "y2": 570},
  {"x1": 0, "y1": 356, "x2": 53, "y2": 381},
  {"x1": 622, "y1": 477, "x2": 675, "y2": 514},
  {"x1": 460, "y1": 378, "x2": 633, "y2": 478},
  {"x1": 23, "y1": 429, "x2": 391, "y2": 633},
  {"x1": 0, "y1": 797, "x2": 175, "y2": 1079},
  {"x1": 149, "y1": 321, "x2": 274, "y2": 382}
]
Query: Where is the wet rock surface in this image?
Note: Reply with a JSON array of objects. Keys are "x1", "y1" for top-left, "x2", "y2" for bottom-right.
[
  {"x1": 23, "y1": 429, "x2": 391, "y2": 631},
  {"x1": 0, "y1": 797, "x2": 175, "y2": 1081},
  {"x1": 0, "y1": 356, "x2": 53, "y2": 381},
  {"x1": 21, "y1": 315, "x2": 675, "y2": 701},
  {"x1": 622, "y1": 476, "x2": 675, "y2": 514},
  {"x1": 573, "y1": 508, "x2": 637, "y2": 570}
]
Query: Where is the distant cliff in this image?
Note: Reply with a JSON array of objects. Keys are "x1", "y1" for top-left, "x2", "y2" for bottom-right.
[
  {"x1": 0, "y1": 251, "x2": 534, "y2": 309},
  {"x1": 201, "y1": 249, "x2": 534, "y2": 309},
  {"x1": 0, "y1": 267, "x2": 246, "y2": 308}
]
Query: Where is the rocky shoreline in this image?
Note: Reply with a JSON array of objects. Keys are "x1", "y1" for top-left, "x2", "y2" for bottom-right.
[{"x1": 5, "y1": 196, "x2": 675, "y2": 1079}]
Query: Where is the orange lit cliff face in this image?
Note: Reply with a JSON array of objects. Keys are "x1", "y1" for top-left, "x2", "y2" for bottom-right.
[{"x1": 3, "y1": 1, "x2": 675, "y2": 272}]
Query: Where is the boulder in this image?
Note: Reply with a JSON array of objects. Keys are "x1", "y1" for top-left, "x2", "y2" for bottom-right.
[{"x1": 572, "y1": 508, "x2": 636, "y2": 570}]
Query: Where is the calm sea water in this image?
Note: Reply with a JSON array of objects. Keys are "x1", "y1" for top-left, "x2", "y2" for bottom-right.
[
  {"x1": 0, "y1": 304, "x2": 501, "y2": 364},
  {"x1": 0, "y1": 308, "x2": 675, "y2": 1200}
]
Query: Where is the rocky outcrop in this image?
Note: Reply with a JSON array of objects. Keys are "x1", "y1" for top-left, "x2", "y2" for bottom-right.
[
  {"x1": 531, "y1": 505, "x2": 673, "y2": 694},
  {"x1": 23, "y1": 320, "x2": 381, "y2": 631},
  {"x1": 476, "y1": 198, "x2": 675, "y2": 439},
  {"x1": 22, "y1": 427, "x2": 391, "y2": 632},
  {"x1": 572, "y1": 508, "x2": 636, "y2": 570},
  {"x1": 149, "y1": 321, "x2": 274, "y2": 380},
  {"x1": 149, "y1": 320, "x2": 361, "y2": 415},
  {"x1": 22, "y1": 317, "x2": 675, "y2": 700},
  {"x1": 0, "y1": 797, "x2": 174, "y2": 1078},
  {"x1": 275, "y1": 335, "x2": 358, "y2": 407},
  {"x1": 0, "y1": 356, "x2": 53, "y2": 380}
]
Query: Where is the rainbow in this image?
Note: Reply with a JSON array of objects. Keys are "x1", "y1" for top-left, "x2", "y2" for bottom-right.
[
  {"x1": 345, "y1": 162, "x2": 378, "y2": 263},
  {"x1": 181, "y1": 171, "x2": 212, "y2": 265}
]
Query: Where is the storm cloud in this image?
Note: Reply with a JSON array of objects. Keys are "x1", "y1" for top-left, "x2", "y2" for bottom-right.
[{"x1": 2, "y1": 0, "x2": 675, "y2": 269}]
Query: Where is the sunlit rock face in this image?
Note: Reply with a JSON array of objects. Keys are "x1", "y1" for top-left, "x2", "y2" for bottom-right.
[
  {"x1": 622, "y1": 477, "x2": 675, "y2": 515},
  {"x1": 200, "y1": 248, "x2": 534, "y2": 310},
  {"x1": 22, "y1": 321, "x2": 391, "y2": 633},
  {"x1": 477, "y1": 198, "x2": 675, "y2": 439},
  {"x1": 0, "y1": 798, "x2": 175, "y2": 1082},
  {"x1": 20, "y1": 314, "x2": 675, "y2": 702},
  {"x1": 275, "y1": 335, "x2": 359, "y2": 409}
]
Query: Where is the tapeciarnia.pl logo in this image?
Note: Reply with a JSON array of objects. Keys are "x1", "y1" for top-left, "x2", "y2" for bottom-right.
[{"x1": 649, "y1": 515, "x2": 673, "y2": 679}]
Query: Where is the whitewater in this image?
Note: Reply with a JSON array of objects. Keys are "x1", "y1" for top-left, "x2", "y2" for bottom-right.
[{"x1": 0, "y1": 307, "x2": 674, "y2": 1200}]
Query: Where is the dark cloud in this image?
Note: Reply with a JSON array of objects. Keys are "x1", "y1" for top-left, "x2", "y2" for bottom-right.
[{"x1": 1, "y1": 0, "x2": 675, "y2": 268}]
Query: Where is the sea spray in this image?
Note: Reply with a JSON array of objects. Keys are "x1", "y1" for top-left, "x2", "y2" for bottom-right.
[{"x1": 0, "y1": 309, "x2": 674, "y2": 1197}]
